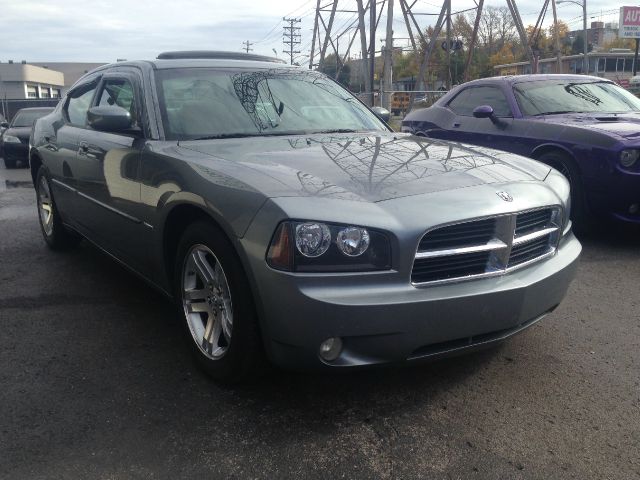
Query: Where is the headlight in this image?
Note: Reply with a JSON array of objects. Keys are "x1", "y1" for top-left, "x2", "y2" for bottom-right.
[
  {"x1": 2, "y1": 134, "x2": 20, "y2": 143},
  {"x1": 267, "y1": 221, "x2": 391, "y2": 272},
  {"x1": 295, "y1": 223, "x2": 331, "y2": 257},
  {"x1": 620, "y1": 149, "x2": 639, "y2": 168},
  {"x1": 544, "y1": 169, "x2": 571, "y2": 235},
  {"x1": 336, "y1": 226, "x2": 370, "y2": 256}
]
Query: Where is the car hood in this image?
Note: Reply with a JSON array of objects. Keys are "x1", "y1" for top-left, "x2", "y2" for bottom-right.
[
  {"x1": 180, "y1": 133, "x2": 550, "y2": 203},
  {"x1": 535, "y1": 112, "x2": 640, "y2": 141},
  {"x1": 3, "y1": 126, "x2": 31, "y2": 140}
]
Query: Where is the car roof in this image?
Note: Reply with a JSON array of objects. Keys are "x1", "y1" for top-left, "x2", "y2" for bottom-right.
[
  {"x1": 15, "y1": 107, "x2": 55, "y2": 113},
  {"x1": 461, "y1": 74, "x2": 612, "y2": 87},
  {"x1": 85, "y1": 51, "x2": 299, "y2": 75},
  {"x1": 68, "y1": 52, "x2": 309, "y2": 91}
]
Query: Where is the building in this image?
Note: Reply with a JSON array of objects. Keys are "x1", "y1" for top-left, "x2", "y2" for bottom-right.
[
  {"x1": 587, "y1": 22, "x2": 619, "y2": 50},
  {"x1": 30, "y1": 62, "x2": 106, "y2": 91},
  {"x1": 0, "y1": 61, "x2": 64, "y2": 100},
  {"x1": 0, "y1": 61, "x2": 106, "y2": 101},
  {"x1": 494, "y1": 51, "x2": 637, "y2": 85}
]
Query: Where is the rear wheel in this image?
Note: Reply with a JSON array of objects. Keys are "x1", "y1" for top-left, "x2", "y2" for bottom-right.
[
  {"x1": 35, "y1": 167, "x2": 81, "y2": 250},
  {"x1": 175, "y1": 221, "x2": 261, "y2": 382},
  {"x1": 537, "y1": 151, "x2": 591, "y2": 233}
]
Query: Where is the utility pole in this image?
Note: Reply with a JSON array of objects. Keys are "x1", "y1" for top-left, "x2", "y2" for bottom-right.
[
  {"x1": 382, "y1": 0, "x2": 394, "y2": 111},
  {"x1": 464, "y1": 0, "x2": 484, "y2": 82},
  {"x1": 309, "y1": 0, "x2": 321, "y2": 69},
  {"x1": 551, "y1": 0, "x2": 563, "y2": 73},
  {"x1": 582, "y1": 0, "x2": 588, "y2": 74},
  {"x1": 445, "y1": 0, "x2": 451, "y2": 89},
  {"x1": 282, "y1": 17, "x2": 302, "y2": 65},
  {"x1": 369, "y1": 0, "x2": 376, "y2": 106},
  {"x1": 242, "y1": 40, "x2": 253, "y2": 53},
  {"x1": 506, "y1": 0, "x2": 535, "y2": 70},
  {"x1": 356, "y1": 0, "x2": 371, "y2": 105}
]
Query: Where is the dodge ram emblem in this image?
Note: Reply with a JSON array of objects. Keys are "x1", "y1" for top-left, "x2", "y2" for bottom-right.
[{"x1": 496, "y1": 191, "x2": 513, "y2": 202}]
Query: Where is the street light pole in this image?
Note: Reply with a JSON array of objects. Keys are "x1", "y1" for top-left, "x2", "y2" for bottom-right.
[
  {"x1": 582, "y1": 0, "x2": 588, "y2": 74},
  {"x1": 559, "y1": 0, "x2": 588, "y2": 74}
]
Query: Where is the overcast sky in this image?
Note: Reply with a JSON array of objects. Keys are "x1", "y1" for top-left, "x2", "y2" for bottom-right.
[{"x1": 0, "y1": 0, "x2": 627, "y2": 64}]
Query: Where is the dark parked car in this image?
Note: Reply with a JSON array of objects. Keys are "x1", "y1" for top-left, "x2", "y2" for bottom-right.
[
  {"x1": 30, "y1": 52, "x2": 580, "y2": 381},
  {"x1": 402, "y1": 75, "x2": 640, "y2": 227},
  {"x1": 1, "y1": 107, "x2": 54, "y2": 168}
]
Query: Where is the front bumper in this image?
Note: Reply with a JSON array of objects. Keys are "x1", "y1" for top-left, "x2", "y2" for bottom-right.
[
  {"x1": 585, "y1": 170, "x2": 640, "y2": 223},
  {"x1": 250, "y1": 232, "x2": 581, "y2": 370}
]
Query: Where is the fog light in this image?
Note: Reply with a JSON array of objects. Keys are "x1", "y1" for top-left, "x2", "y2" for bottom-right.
[
  {"x1": 319, "y1": 337, "x2": 343, "y2": 361},
  {"x1": 629, "y1": 203, "x2": 639, "y2": 215}
]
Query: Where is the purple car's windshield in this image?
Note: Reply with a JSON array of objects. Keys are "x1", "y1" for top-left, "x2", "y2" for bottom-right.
[
  {"x1": 155, "y1": 68, "x2": 386, "y2": 140},
  {"x1": 514, "y1": 80, "x2": 640, "y2": 116}
]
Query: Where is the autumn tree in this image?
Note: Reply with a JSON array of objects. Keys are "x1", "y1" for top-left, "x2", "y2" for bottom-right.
[{"x1": 319, "y1": 53, "x2": 351, "y2": 88}]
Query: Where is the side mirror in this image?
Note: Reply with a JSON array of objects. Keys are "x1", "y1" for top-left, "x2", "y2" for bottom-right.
[
  {"x1": 0, "y1": 121, "x2": 8, "y2": 129},
  {"x1": 371, "y1": 106, "x2": 391, "y2": 123},
  {"x1": 472, "y1": 105, "x2": 494, "y2": 119},
  {"x1": 87, "y1": 106, "x2": 133, "y2": 132}
]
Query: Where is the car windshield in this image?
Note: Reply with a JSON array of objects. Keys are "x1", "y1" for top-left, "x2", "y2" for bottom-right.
[
  {"x1": 155, "y1": 68, "x2": 386, "y2": 140},
  {"x1": 11, "y1": 109, "x2": 52, "y2": 127},
  {"x1": 513, "y1": 80, "x2": 640, "y2": 116}
]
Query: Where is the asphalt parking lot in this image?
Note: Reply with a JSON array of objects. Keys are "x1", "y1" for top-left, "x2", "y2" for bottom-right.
[{"x1": 0, "y1": 159, "x2": 638, "y2": 480}]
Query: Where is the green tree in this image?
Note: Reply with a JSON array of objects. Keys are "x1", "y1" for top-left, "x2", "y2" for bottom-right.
[{"x1": 319, "y1": 54, "x2": 351, "y2": 88}]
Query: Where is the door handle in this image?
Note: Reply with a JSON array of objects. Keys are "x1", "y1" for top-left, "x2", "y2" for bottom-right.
[
  {"x1": 78, "y1": 141, "x2": 89, "y2": 155},
  {"x1": 452, "y1": 122, "x2": 461, "y2": 128}
]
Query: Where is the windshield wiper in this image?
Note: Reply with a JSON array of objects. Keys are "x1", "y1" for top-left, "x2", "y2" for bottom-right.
[
  {"x1": 191, "y1": 131, "x2": 309, "y2": 140},
  {"x1": 192, "y1": 133, "x2": 259, "y2": 140},
  {"x1": 532, "y1": 110, "x2": 584, "y2": 116},
  {"x1": 311, "y1": 129, "x2": 361, "y2": 134}
]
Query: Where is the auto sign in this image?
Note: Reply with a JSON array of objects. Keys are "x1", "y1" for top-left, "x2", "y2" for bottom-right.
[{"x1": 619, "y1": 6, "x2": 640, "y2": 38}]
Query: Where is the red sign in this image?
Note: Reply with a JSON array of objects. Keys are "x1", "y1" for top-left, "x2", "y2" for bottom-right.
[
  {"x1": 621, "y1": 6, "x2": 640, "y2": 25},
  {"x1": 620, "y1": 6, "x2": 640, "y2": 37}
]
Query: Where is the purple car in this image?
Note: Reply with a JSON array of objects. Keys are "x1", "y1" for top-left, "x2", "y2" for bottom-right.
[{"x1": 402, "y1": 74, "x2": 640, "y2": 227}]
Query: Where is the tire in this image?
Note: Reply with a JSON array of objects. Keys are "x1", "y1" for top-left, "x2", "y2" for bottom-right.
[
  {"x1": 537, "y1": 151, "x2": 592, "y2": 233},
  {"x1": 35, "y1": 167, "x2": 81, "y2": 250},
  {"x1": 4, "y1": 157, "x2": 16, "y2": 169},
  {"x1": 174, "y1": 221, "x2": 261, "y2": 382}
]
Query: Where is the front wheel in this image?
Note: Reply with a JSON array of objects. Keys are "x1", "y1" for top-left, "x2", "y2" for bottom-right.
[
  {"x1": 537, "y1": 151, "x2": 591, "y2": 233},
  {"x1": 174, "y1": 221, "x2": 261, "y2": 382},
  {"x1": 35, "y1": 168, "x2": 81, "y2": 250},
  {"x1": 3, "y1": 157, "x2": 16, "y2": 169}
]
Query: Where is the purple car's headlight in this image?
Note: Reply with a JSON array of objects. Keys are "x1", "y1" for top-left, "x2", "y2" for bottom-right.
[{"x1": 620, "y1": 149, "x2": 639, "y2": 169}]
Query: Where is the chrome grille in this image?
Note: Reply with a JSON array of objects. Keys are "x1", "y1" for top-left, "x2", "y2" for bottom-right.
[
  {"x1": 515, "y1": 209, "x2": 552, "y2": 237},
  {"x1": 418, "y1": 218, "x2": 496, "y2": 250},
  {"x1": 412, "y1": 207, "x2": 561, "y2": 286}
]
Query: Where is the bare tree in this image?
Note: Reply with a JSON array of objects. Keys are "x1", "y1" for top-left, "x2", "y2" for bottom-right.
[{"x1": 470, "y1": 6, "x2": 517, "y2": 55}]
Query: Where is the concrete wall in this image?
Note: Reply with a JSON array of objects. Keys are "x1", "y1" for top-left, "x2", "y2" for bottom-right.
[
  {"x1": 0, "y1": 63, "x2": 64, "y2": 86},
  {"x1": 31, "y1": 62, "x2": 106, "y2": 90}
]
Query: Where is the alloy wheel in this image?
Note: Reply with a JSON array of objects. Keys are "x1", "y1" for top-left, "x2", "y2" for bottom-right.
[
  {"x1": 181, "y1": 244, "x2": 234, "y2": 360},
  {"x1": 38, "y1": 175, "x2": 54, "y2": 236}
]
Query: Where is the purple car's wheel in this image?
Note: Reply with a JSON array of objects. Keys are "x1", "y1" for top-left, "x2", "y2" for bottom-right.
[{"x1": 537, "y1": 151, "x2": 590, "y2": 233}]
